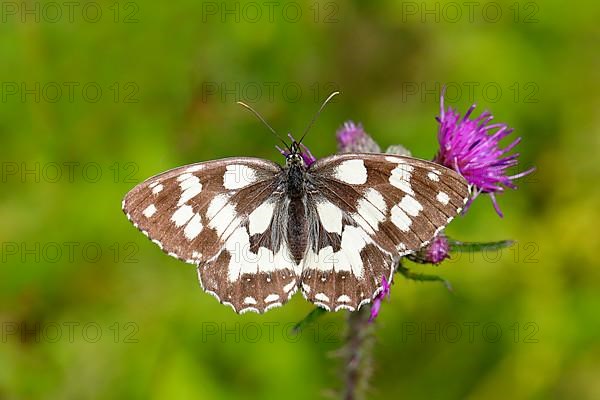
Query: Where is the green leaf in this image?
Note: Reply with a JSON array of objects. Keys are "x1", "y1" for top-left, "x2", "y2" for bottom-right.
[
  {"x1": 292, "y1": 307, "x2": 327, "y2": 334},
  {"x1": 447, "y1": 239, "x2": 514, "y2": 253}
]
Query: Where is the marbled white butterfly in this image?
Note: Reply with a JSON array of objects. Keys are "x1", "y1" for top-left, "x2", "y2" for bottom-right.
[{"x1": 122, "y1": 98, "x2": 469, "y2": 314}]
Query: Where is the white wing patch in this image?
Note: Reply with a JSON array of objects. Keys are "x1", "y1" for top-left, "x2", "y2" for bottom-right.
[
  {"x1": 389, "y1": 164, "x2": 414, "y2": 195},
  {"x1": 315, "y1": 293, "x2": 329, "y2": 302},
  {"x1": 248, "y1": 200, "x2": 274, "y2": 235},
  {"x1": 437, "y1": 191, "x2": 450, "y2": 205},
  {"x1": 356, "y1": 192, "x2": 386, "y2": 230},
  {"x1": 391, "y1": 204, "x2": 412, "y2": 232},
  {"x1": 224, "y1": 226, "x2": 298, "y2": 282},
  {"x1": 152, "y1": 184, "x2": 163, "y2": 194},
  {"x1": 337, "y1": 295, "x2": 351, "y2": 303},
  {"x1": 304, "y1": 225, "x2": 369, "y2": 278},
  {"x1": 264, "y1": 294, "x2": 280, "y2": 303},
  {"x1": 206, "y1": 194, "x2": 241, "y2": 239},
  {"x1": 365, "y1": 188, "x2": 387, "y2": 213},
  {"x1": 142, "y1": 204, "x2": 157, "y2": 218},
  {"x1": 223, "y1": 164, "x2": 258, "y2": 190},
  {"x1": 177, "y1": 173, "x2": 202, "y2": 206},
  {"x1": 184, "y1": 213, "x2": 203, "y2": 240},
  {"x1": 427, "y1": 172, "x2": 440, "y2": 181},
  {"x1": 171, "y1": 204, "x2": 194, "y2": 227},
  {"x1": 398, "y1": 195, "x2": 422, "y2": 217},
  {"x1": 316, "y1": 200, "x2": 343, "y2": 234},
  {"x1": 339, "y1": 226, "x2": 368, "y2": 278},
  {"x1": 225, "y1": 227, "x2": 251, "y2": 282},
  {"x1": 334, "y1": 159, "x2": 368, "y2": 184},
  {"x1": 207, "y1": 193, "x2": 230, "y2": 219},
  {"x1": 185, "y1": 165, "x2": 204, "y2": 173}
]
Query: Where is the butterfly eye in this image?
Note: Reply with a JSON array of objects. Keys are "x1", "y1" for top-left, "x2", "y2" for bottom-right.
[{"x1": 286, "y1": 153, "x2": 299, "y2": 163}]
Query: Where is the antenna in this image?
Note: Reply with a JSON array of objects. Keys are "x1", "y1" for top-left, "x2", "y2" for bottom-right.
[
  {"x1": 298, "y1": 91, "x2": 340, "y2": 144},
  {"x1": 236, "y1": 101, "x2": 289, "y2": 150}
]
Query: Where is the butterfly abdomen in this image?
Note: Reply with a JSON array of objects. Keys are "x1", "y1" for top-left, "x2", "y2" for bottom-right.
[{"x1": 287, "y1": 197, "x2": 308, "y2": 264}]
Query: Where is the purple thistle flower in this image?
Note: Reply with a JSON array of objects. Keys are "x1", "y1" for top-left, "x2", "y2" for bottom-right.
[
  {"x1": 425, "y1": 234, "x2": 450, "y2": 264},
  {"x1": 406, "y1": 233, "x2": 451, "y2": 266},
  {"x1": 276, "y1": 134, "x2": 317, "y2": 167},
  {"x1": 368, "y1": 275, "x2": 391, "y2": 323},
  {"x1": 434, "y1": 90, "x2": 534, "y2": 217},
  {"x1": 336, "y1": 121, "x2": 381, "y2": 153}
]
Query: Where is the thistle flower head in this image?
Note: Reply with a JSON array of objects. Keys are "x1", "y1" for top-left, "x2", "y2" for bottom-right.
[
  {"x1": 405, "y1": 233, "x2": 451, "y2": 266},
  {"x1": 337, "y1": 121, "x2": 381, "y2": 153},
  {"x1": 368, "y1": 275, "x2": 391, "y2": 323},
  {"x1": 425, "y1": 234, "x2": 450, "y2": 264},
  {"x1": 434, "y1": 90, "x2": 534, "y2": 217}
]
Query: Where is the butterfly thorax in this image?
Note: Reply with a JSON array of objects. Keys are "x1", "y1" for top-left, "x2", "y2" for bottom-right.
[{"x1": 285, "y1": 156, "x2": 306, "y2": 199}]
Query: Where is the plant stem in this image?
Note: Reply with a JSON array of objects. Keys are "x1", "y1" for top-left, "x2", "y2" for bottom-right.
[{"x1": 342, "y1": 307, "x2": 374, "y2": 400}]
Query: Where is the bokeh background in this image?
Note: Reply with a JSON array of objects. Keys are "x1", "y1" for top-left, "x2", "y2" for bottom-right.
[{"x1": 1, "y1": 0, "x2": 599, "y2": 399}]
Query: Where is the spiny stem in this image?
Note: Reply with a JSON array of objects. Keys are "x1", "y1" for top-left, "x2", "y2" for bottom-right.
[
  {"x1": 447, "y1": 239, "x2": 514, "y2": 253},
  {"x1": 342, "y1": 307, "x2": 374, "y2": 400},
  {"x1": 397, "y1": 264, "x2": 453, "y2": 292}
]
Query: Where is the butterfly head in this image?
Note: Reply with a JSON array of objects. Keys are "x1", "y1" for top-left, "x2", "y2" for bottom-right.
[{"x1": 285, "y1": 141, "x2": 306, "y2": 168}]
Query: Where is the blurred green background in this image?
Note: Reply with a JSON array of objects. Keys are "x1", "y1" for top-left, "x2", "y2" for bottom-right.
[{"x1": 1, "y1": 0, "x2": 599, "y2": 399}]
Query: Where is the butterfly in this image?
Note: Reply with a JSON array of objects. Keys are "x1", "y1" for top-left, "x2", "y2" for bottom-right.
[
  {"x1": 122, "y1": 142, "x2": 469, "y2": 314},
  {"x1": 122, "y1": 95, "x2": 469, "y2": 314}
]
